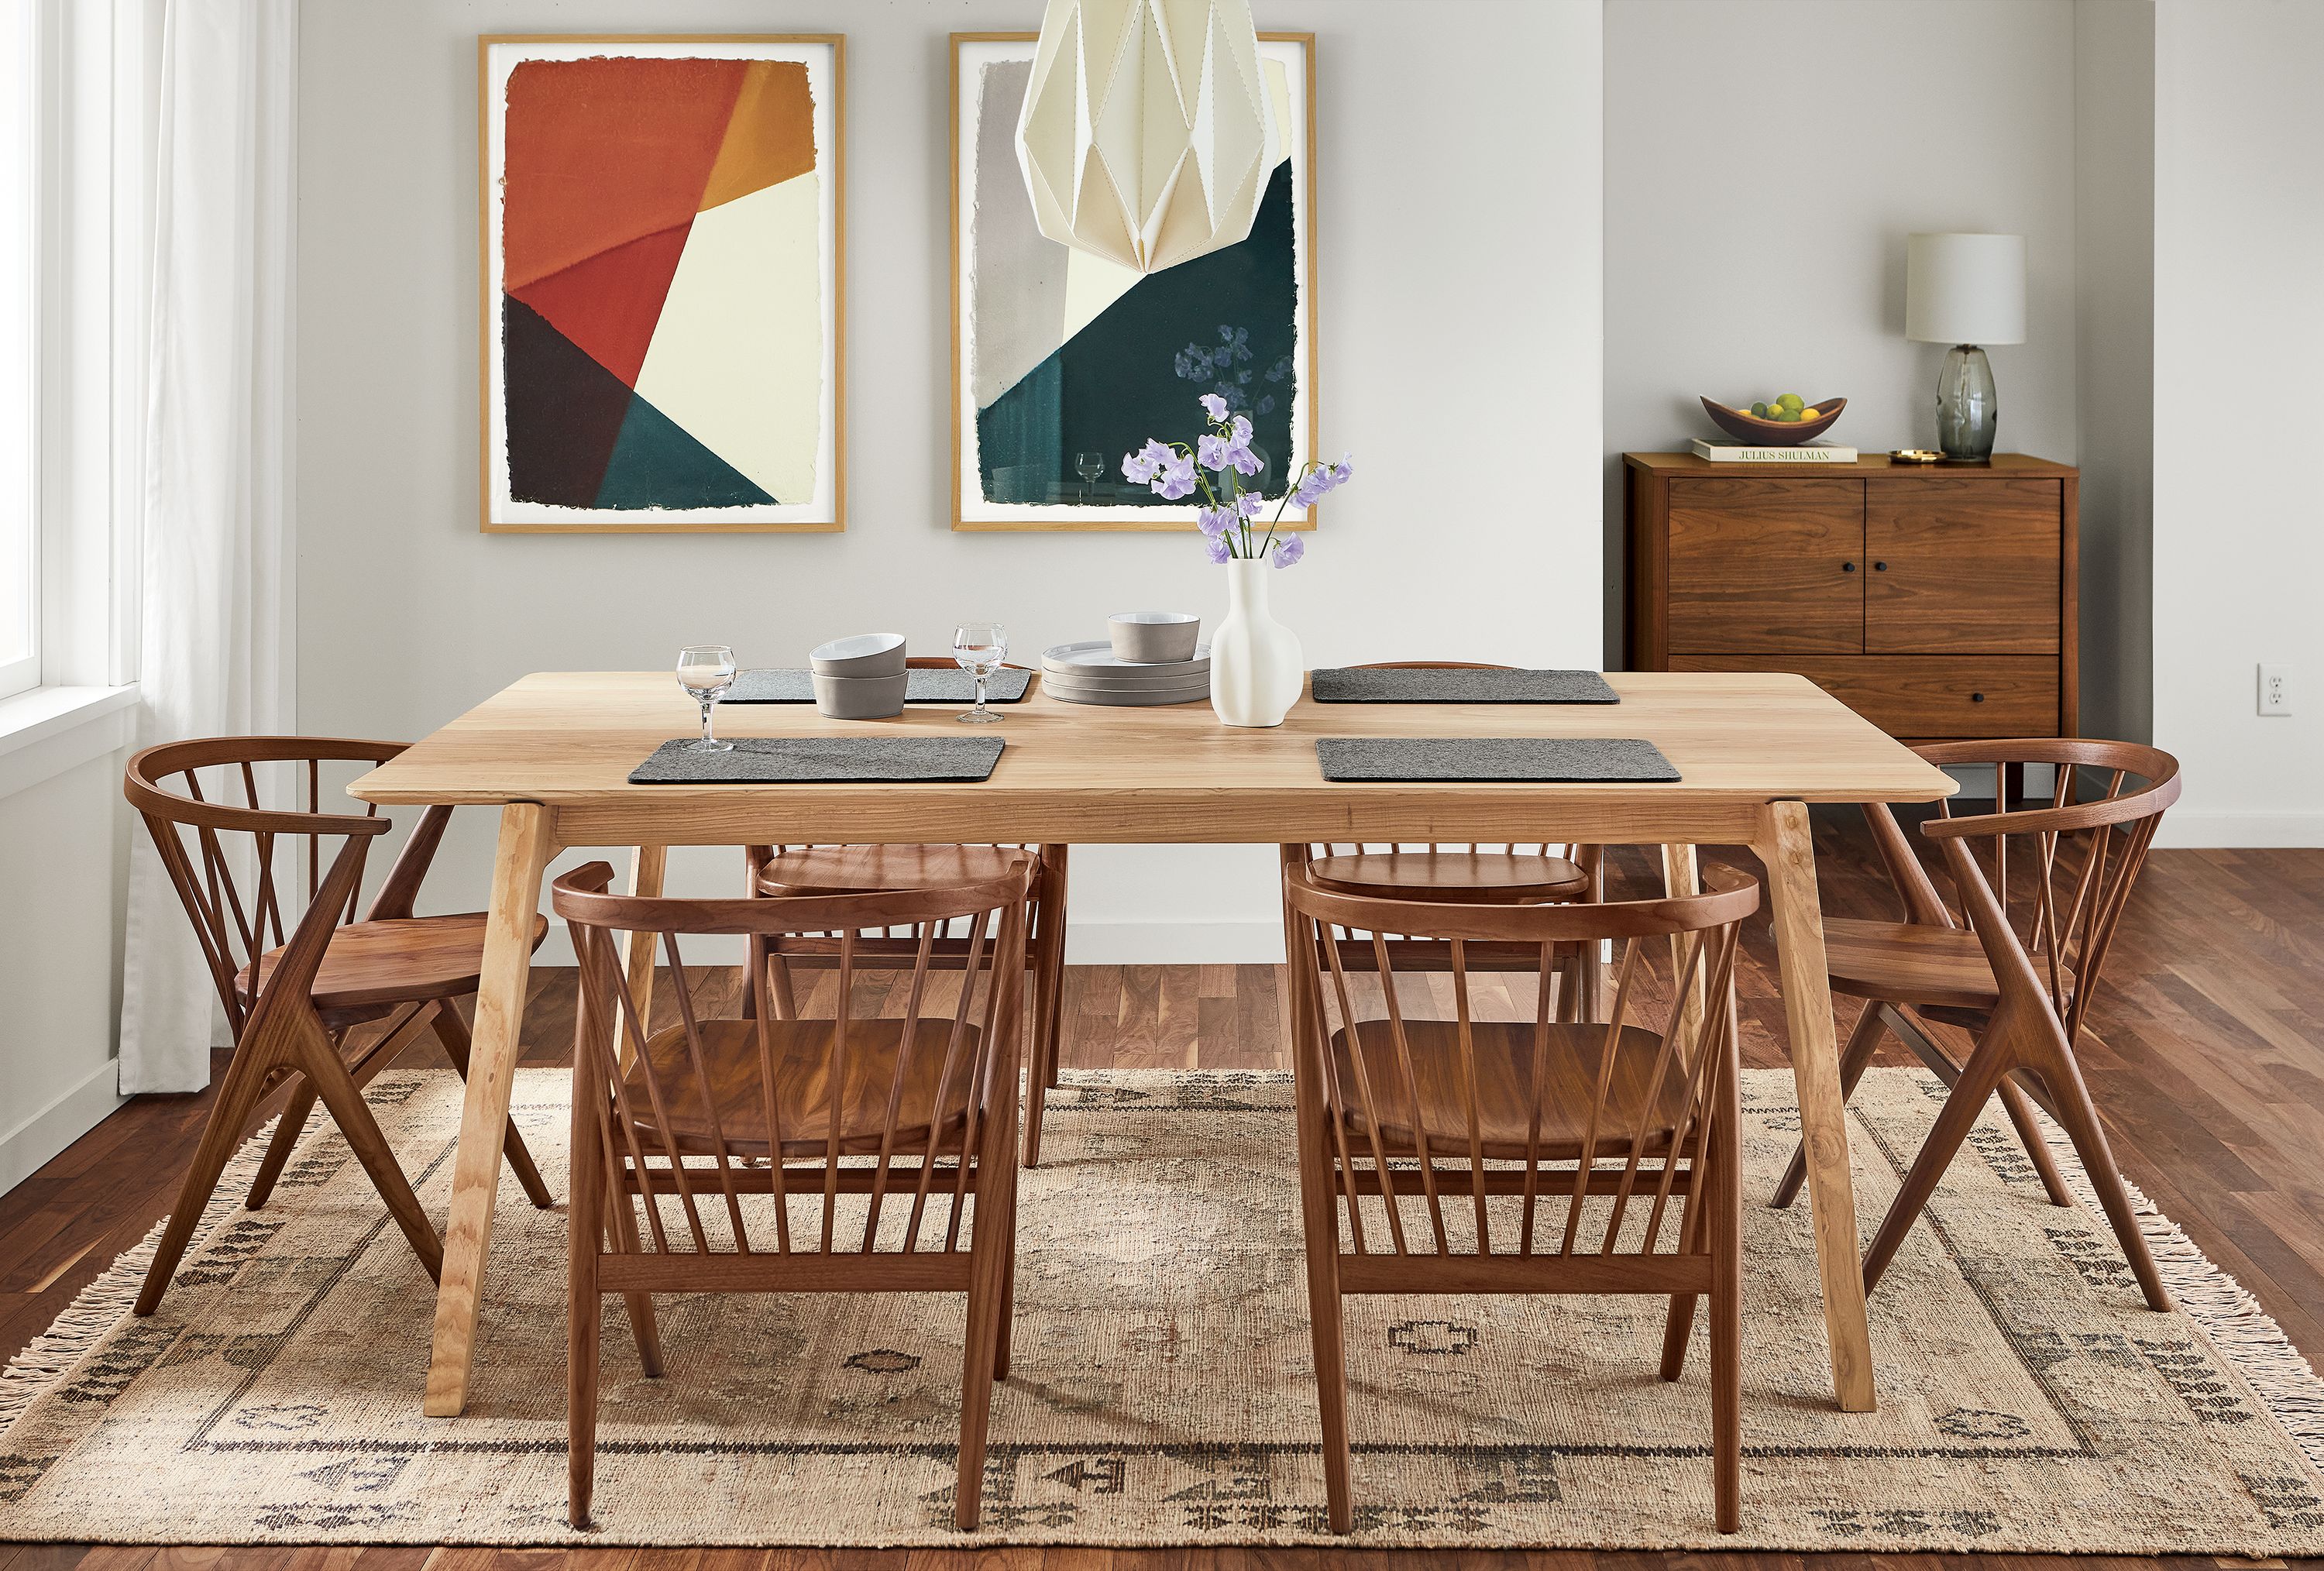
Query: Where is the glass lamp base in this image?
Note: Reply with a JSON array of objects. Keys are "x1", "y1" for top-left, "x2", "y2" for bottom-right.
[{"x1": 1934, "y1": 343, "x2": 1998, "y2": 461}]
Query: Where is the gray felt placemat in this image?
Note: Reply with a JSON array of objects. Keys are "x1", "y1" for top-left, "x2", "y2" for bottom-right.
[
  {"x1": 1309, "y1": 668, "x2": 1619, "y2": 704},
  {"x1": 629, "y1": 736, "x2": 1004, "y2": 785},
  {"x1": 1315, "y1": 737, "x2": 1679, "y2": 782},
  {"x1": 725, "y1": 668, "x2": 1032, "y2": 703}
]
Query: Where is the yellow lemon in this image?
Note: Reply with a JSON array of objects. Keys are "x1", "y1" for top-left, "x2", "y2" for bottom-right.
[{"x1": 1799, "y1": 406, "x2": 1820, "y2": 420}]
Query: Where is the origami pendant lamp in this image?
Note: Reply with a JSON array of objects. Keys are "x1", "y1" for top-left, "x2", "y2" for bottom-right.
[{"x1": 1015, "y1": 0, "x2": 1270, "y2": 274}]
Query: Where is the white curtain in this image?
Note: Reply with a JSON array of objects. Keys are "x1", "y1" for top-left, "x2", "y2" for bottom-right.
[{"x1": 116, "y1": 0, "x2": 297, "y2": 1095}]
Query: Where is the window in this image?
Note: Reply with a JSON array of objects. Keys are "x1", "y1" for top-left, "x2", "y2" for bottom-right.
[{"x1": 0, "y1": 0, "x2": 35, "y2": 700}]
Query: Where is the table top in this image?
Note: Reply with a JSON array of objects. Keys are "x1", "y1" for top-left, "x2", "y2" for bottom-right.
[{"x1": 348, "y1": 669, "x2": 1955, "y2": 847}]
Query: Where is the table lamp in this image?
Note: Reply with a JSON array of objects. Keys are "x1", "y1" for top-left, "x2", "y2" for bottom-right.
[{"x1": 1905, "y1": 232, "x2": 2026, "y2": 462}]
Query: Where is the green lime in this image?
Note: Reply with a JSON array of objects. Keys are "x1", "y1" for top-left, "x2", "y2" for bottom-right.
[
  {"x1": 1778, "y1": 407, "x2": 1802, "y2": 422},
  {"x1": 1776, "y1": 393, "x2": 1804, "y2": 411},
  {"x1": 1750, "y1": 401, "x2": 1769, "y2": 418}
]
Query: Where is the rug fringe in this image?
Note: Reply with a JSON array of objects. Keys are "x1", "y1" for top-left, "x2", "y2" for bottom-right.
[
  {"x1": 2034, "y1": 1105, "x2": 2324, "y2": 1474},
  {"x1": 0, "y1": 1114, "x2": 279, "y2": 1439}
]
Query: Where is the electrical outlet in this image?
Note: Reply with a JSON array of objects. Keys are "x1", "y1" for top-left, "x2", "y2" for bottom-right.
[{"x1": 2259, "y1": 663, "x2": 2294, "y2": 716}]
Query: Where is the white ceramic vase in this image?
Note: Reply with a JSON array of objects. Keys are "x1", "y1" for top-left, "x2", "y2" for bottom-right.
[{"x1": 1209, "y1": 558, "x2": 1304, "y2": 727}]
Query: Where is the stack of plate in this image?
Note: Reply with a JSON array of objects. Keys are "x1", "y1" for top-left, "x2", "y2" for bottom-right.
[{"x1": 1041, "y1": 641, "x2": 1211, "y2": 706}]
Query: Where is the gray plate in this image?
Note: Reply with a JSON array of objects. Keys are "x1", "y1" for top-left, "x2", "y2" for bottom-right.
[
  {"x1": 1045, "y1": 686, "x2": 1212, "y2": 707},
  {"x1": 1040, "y1": 670, "x2": 1214, "y2": 693},
  {"x1": 1042, "y1": 639, "x2": 1210, "y2": 677}
]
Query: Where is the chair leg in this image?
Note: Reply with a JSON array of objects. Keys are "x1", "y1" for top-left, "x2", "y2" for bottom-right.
[
  {"x1": 243, "y1": 1081, "x2": 319, "y2": 1211},
  {"x1": 603, "y1": 1177, "x2": 665, "y2": 1377},
  {"x1": 433, "y1": 1003, "x2": 555, "y2": 1209},
  {"x1": 994, "y1": 1207, "x2": 1017, "y2": 1381},
  {"x1": 1659, "y1": 1168, "x2": 1714, "y2": 1380},
  {"x1": 2030, "y1": 1035, "x2": 2171, "y2": 1311},
  {"x1": 136, "y1": 1032, "x2": 286, "y2": 1315},
  {"x1": 1861, "y1": 1043, "x2": 2012, "y2": 1294},
  {"x1": 1293, "y1": 1090, "x2": 1353, "y2": 1531},
  {"x1": 567, "y1": 1112, "x2": 603, "y2": 1529},
  {"x1": 1995, "y1": 1071, "x2": 2076, "y2": 1208},
  {"x1": 1772, "y1": 1003, "x2": 1888, "y2": 1209},
  {"x1": 292, "y1": 1012, "x2": 445, "y2": 1282},
  {"x1": 1710, "y1": 1089, "x2": 1743, "y2": 1533},
  {"x1": 954, "y1": 1163, "x2": 1017, "y2": 1530}
]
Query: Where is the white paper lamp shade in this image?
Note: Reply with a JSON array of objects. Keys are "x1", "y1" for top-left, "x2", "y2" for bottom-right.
[
  {"x1": 1014, "y1": 0, "x2": 1270, "y2": 274},
  {"x1": 1905, "y1": 232, "x2": 2027, "y2": 345}
]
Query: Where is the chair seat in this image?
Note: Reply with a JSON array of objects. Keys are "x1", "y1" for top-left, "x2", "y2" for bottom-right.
[
  {"x1": 1309, "y1": 851, "x2": 1588, "y2": 904},
  {"x1": 238, "y1": 913, "x2": 548, "y2": 1012},
  {"x1": 1329, "y1": 1019, "x2": 1697, "y2": 1161},
  {"x1": 1824, "y1": 919, "x2": 2070, "y2": 1012},
  {"x1": 757, "y1": 844, "x2": 1031, "y2": 896},
  {"x1": 620, "y1": 1017, "x2": 979, "y2": 1159}
]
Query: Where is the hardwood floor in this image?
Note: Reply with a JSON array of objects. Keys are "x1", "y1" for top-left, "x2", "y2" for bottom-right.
[{"x1": 2, "y1": 810, "x2": 2319, "y2": 1571}]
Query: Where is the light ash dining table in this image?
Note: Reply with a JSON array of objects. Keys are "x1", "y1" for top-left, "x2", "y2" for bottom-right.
[{"x1": 349, "y1": 667, "x2": 1954, "y2": 1418}]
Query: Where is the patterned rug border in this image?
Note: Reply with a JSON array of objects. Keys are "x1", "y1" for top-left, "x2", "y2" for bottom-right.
[{"x1": 3, "y1": 1067, "x2": 2322, "y2": 1551}]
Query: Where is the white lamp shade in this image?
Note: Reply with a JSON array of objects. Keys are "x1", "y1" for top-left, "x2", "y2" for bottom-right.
[
  {"x1": 1905, "y1": 232, "x2": 2027, "y2": 345},
  {"x1": 1014, "y1": 0, "x2": 1270, "y2": 274}
]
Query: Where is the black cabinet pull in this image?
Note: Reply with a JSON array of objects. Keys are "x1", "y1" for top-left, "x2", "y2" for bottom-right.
[
  {"x1": 1873, "y1": 560, "x2": 1888, "y2": 571},
  {"x1": 1841, "y1": 561, "x2": 1856, "y2": 572},
  {"x1": 1971, "y1": 692, "x2": 1985, "y2": 703}
]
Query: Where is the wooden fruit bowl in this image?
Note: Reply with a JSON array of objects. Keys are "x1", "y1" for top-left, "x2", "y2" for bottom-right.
[{"x1": 1700, "y1": 394, "x2": 1847, "y2": 445}]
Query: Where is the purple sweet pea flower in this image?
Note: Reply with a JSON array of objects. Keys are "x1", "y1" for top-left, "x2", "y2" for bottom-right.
[
  {"x1": 1121, "y1": 439, "x2": 1171, "y2": 485},
  {"x1": 1272, "y1": 534, "x2": 1305, "y2": 569},
  {"x1": 1329, "y1": 454, "x2": 1353, "y2": 485},
  {"x1": 1196, "y1": 432, "x2": 1232, "y2": 472},
  {"x1": 1199, "y1": 392, "x2": 1229, "y2": 422},
  {"x1": 1235, "y1": 490, "x2": 1265, "y2": 518},
  {"x1": 1152, "y1": 451, "x2": 1198, "y2": 500},
  {"x1": 1205, "y1": 532, "x2": 1233, "y2": 563},
  {"x1": 1196, "y1": 504, "x2": 1235, "y2": 538}
]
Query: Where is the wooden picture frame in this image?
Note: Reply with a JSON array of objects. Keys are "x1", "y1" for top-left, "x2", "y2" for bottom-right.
[
  {"x1": 478, "y1": 34, "x2": 845, "y2": 533},
  {"x1": 950, "y1": 32, "x2": 1319, "y2": 532}
]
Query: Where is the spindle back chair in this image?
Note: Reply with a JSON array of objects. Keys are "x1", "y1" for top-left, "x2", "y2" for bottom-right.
[
  {"x1": 1282, "y1": 858, "x2": 1761, "y2": 1534},
  {"x1": 1772, "y1": 739, "x2": 2179, "y2": 1310},
  {"x1": 122, "y1": 737, "x2": 552, "y2": 1317},
  {"x1": 552, "y1": 853, "x2": 1037, "y2": 1530}
]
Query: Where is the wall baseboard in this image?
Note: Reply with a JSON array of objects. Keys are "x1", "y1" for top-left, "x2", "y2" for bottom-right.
[
  {"x1": 0, "y1": 1058, "x2": 127, "y2": 1196},
  {"x1": 2153, "y1": 812, "x2": 2324, "y2": 850}
]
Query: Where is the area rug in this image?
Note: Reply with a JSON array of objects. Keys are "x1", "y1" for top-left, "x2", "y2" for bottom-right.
[{"x1": 2, "y1": 1067, "x2": 2321, "y2": 1551}]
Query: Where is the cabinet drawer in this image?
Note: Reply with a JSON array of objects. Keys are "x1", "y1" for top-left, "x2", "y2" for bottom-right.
[
  {"x1": 1666, "y1": 477, "x2": 1863, "y2": 655},
  {"x1": 1669, "y1": 655, "x2": 2060, "y2": 737},
  {"x1": 1866, "y1": 480, "x2": 2061, "y2": 653}
]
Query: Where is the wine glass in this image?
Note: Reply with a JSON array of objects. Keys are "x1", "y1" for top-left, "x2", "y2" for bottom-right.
[
  {"x1": 1074, "y1": 452, "x2": 1105, "y2": 503},
  {"x1": 952, "y1": 622, "x2": 1007, "y2": 724},
  {"x1": 676, "y1": 645, "x2": 737, "y2": 751}
]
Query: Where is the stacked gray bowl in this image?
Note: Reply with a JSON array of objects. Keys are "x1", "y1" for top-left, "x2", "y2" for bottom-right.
[
  {"x1": 1043, "y1": 617, "x2": 1208, "y2": 706},
  {"x1": 810, "y1": 633, "x2": 907, "y2": 718}
]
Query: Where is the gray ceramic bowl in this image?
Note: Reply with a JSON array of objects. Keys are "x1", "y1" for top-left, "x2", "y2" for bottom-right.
[
  {"x1": 812, "y1": 671, "x2": 909, "y2": 719},
  {"x1": 1108, "y1": 612, "x2": 1201, "y2": 663},
  {"x1": 809, "y1": 632, "x2": 907, "y2": 676}
]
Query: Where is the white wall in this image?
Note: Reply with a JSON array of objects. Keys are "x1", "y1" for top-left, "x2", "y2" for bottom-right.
[
  {"x1": 1602, "y1": 0, "x2": 2080, "y2": 662},
  {"x1": 294, "y1": 0, "x2": 1604, "y2": 961},
  {"x1": 2073, "y1": 0, "x2": 2154, "y2": 748},
  {"x1": 2151, "y1": 0, "x2": 2324, "y2": 846},
  {"x1": 0, "y1": 744, "x2": 131, "y2": 1191}
]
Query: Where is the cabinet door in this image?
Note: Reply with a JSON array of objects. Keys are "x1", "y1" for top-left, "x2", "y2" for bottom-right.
[
  {"x1": 1666, "y1": 477, "x2": 1863, "y2": 654},
  {"x1": 1865, "y1": 479, "x2": 2061, "y2": 653}
]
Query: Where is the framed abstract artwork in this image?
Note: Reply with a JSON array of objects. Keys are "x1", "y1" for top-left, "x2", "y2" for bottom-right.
[
  {"x1": 479, "y1": 35, "x2": 844, "y2": 532},
  {"x1": 951, "y1": 32, "x2": 1318, "y2": 531}
]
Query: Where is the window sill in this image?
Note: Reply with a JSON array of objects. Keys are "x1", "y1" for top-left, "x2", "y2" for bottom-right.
[{"x1": 0, "y1": 685, "x2": 138, "y2": 802}]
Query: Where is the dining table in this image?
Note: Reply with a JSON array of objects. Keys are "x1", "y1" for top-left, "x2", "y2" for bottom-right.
[{"x1": 348, "y1": 667, "x2": 1955, "y2": 1419}]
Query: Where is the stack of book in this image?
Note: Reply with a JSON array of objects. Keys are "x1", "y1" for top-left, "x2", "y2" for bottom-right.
[{"x1": 1690, "y1": 438, "x2": 1858, "y2": 463}]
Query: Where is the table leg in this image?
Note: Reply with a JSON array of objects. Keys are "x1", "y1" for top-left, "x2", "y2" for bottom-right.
[
  {"x1": 1754, "y1": 799, "x2": 1878, "y2": 1413},
  {"x1": 617, "y1": 845, "x2": 666, "y2": 1065},
  {"x1": 425, "y1": 801, "x2": 555, "y2": 1418}
]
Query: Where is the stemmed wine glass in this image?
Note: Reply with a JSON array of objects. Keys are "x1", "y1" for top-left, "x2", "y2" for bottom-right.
[
  {"x1": 952, "y1": 622, "x2": 1007, "y2": 724},
  {"x1": 1074, "y1": 452, "x2": 1105, "y2": 503},
  {"x1": 676, "y1": 645, "x2": 737, "y2": 751}
]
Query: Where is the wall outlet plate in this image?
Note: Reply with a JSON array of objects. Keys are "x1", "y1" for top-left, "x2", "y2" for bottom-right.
[{"x1": 2259, "y1": 663, "x2": 2293, "y2": 716}]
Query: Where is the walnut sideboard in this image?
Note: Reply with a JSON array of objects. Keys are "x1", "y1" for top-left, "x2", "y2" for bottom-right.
[{"x1": 1623, "y1": 452, "x2": 2077, "y2": 741}]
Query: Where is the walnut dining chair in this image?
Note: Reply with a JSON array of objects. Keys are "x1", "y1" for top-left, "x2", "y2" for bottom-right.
[
  {"x1": 1282, "y1": 857, "x2": 1760, "y2": 1534},
  {"x1": 1304, "y1": 662, "x2": 1607, "y2": 1021},
  {"x1": 1771, "y1": 740, "x2": 2180, "y2": 1311},
  {"x1": 743, "y1": 663, "x2": 1069, "y2": 1164},
  {"x1": 122, "y1": 737, "x2": 552, "y2": 1316},
  {"x1": 552, "y1": 854, "x2": 1036, "y2": 1530}
]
